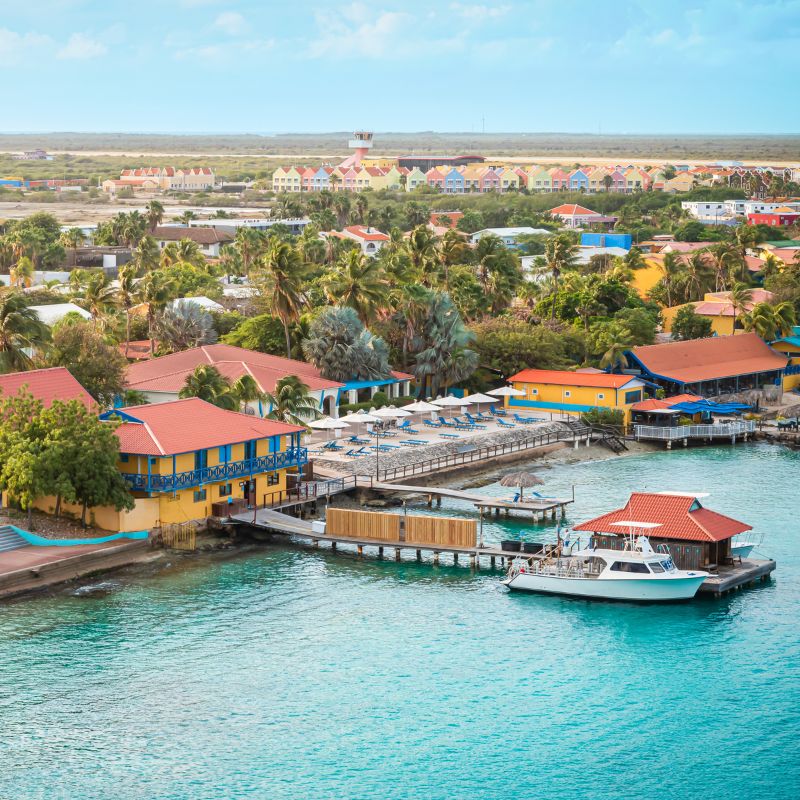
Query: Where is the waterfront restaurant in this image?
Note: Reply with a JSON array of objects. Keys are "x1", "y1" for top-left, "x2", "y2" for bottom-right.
[
  {"x1": 572, "y1": 491, "x2": 752, "y2": 570},
  {"x1": 627, "y1": 333, "x2": 787, "y2": 398},
  {"x1": 506, "y1": 368, "x2": 647, "y2": 424},
  {"x1": 102, "y1": 398, "x2": 306, "y2": 525}
]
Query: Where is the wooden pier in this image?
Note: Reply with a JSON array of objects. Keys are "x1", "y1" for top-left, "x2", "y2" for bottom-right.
[{"x1": 697, "y1": 557, "x2": 776, "y2": 596}]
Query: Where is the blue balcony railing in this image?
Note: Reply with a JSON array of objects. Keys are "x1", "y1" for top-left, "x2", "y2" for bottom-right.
[{"x1": 121, "y1": 447, "x2": 308, "y2": 493}]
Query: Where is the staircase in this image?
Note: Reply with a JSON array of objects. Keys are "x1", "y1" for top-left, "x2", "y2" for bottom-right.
[
  {"x1": 558, "y1": 419, "x2": 592, "y2": 438},
  {"x1": 0, "y1": 525, "x2": 28, "y2": 553},
  {"x1": 591, "y1": 426, "x2": 629, "y2": 454}
]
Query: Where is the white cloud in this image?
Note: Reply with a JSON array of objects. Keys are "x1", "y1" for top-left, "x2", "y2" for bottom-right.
[
  {"x1": 57, "y1": 32, "x2": 107, "y2": 60},
  {"x1": 214, "y1": 11, "x2": 247, "y2": 36},
  {"x1": 449, "y1": 3, "x2": 510, "y2": 22},
  {"x1": 308, "y1": 3, "x2": 465, "y2": 59},
  {"x1": 0, "y1": 28, "x2": 50, "y2": 65}
]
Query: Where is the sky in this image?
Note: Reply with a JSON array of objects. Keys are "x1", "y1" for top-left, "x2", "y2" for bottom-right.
[{"x1": 0, "y1": 0, "x2": 798, "y2": 134}]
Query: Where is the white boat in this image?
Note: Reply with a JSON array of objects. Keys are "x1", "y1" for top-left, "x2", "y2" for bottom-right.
[{"x1": 502, "y1": 521, "x2": 708, "y2": 602}]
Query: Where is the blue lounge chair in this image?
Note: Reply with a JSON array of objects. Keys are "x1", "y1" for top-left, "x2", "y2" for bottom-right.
[
  {"x1": 397, "y1": 421, "x2": 421, "y2": 434},
  {"x1": 465, "y1": 412, "x2": 488, "y2": 427},
  {"x1": 513, "y1": 414, "x2": 539, "y2": 425},
  {"x1": 345, "y1": 447, "x2": 368, "y2": 457},
  {"x1": 456, "y1": 415, "x2": 485, "y2": 429},
  {"x1": 348, "y1": 435, "x2": 370, "y2": 445},
  {"x1": 321, "y1": 440, "x2": 343, "y2": 451},
  {"x1": 496, "y1": 418, "x2": 516, "y2": 428},
  {"x1": 490, "y1": 405, "x2": 507, "y2": 417},
  {"x1": 424, "y1": 419, "x2": 442, "y2": 428},
  {"x1": 475, "y1": 411, "x2": 492, "y2": 422},
  {"x1": 439, "y1": 416, "x2": 473, "y2": 430},
  {"x1": 440, "y1": 432, "x2": 460, "y2": 439}
]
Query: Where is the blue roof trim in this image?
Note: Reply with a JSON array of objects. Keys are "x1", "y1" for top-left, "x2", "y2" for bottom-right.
[
  {"x1": 341, "y1": 378, "x2": 401, "y2": 390},
  {"x1": 100, "y1": 409, "x2": 145, "y2": 423}
]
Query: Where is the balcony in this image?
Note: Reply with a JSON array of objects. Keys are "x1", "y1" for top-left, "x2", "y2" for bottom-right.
[{"x1": 121, "y1": 448, "x2": 308, "y2": 494}]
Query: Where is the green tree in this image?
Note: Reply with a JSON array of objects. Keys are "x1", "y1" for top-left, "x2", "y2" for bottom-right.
[
  {"x1": 222, "y1": 314, "x2": 288, "y2": 354},
  {"x1": 254, "y1": 239, "x2": 308, "y2": 359},
  {"x1": 137, "y1": 271, "x2": 176, "y2": 355},
  {"x1": 302, "y1": 306, "x2": 391, "y2": 382},
  {"x1": 178, "y1": 365, "x2": 236, "y2": 409},
  {"x1": 729, "y1": 283, "x2": 754, "y2": 331},
  {"x1": 264, "y1": 375, "x2": 320, "y2": 426},
  {"x1": 671, "y1": 305, "x2": 714, "y2": 341},
  {"x1": 154, "y1": 300, "x2": 218, "y2": 352},
  {"x1": 146, "y1": 200, "x2": 165, "y2": 231},
  {"x1": 322, "y1": 249, "x2": 389, "y2": 325},
  {"x1": 0, "y1": 291, "x2": 51, "y2": 372},
  {"x1": 46, "y1": 321, "x2": 127, "y2": 406},
  {"x1": 545, "y1": 234, "x2": 578, "y2": 319}
]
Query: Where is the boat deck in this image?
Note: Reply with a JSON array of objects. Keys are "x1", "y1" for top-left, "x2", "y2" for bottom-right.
[{"x1": 698, "y1": 558, "x2": 775, "y2": 595}]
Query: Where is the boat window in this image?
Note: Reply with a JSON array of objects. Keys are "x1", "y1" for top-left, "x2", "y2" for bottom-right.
[
  {"x1": 661, "y1": 559, "x2": 675, "y2": 571},
  {"x1": 649, "y1": 561, "x2": 665, "y2": 573},
  {"x1": 609, "y1": 561, "x2": 651, "y2": 574}
]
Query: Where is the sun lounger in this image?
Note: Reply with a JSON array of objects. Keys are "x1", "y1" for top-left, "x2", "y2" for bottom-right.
[
  {"x1": 424, "y1": 419, "x2": 442, "y2": 428},
  {"x1": 321, "y1": 440, "x2": 343, "y2": 451},
  {"x1": 345, "y1": 447, "x2": 368, "y2": 457},
  {"x1": 513, "y1": 414, "x2": 539, "y2": 424},
  {"x1": 348, "y1": 436, "x2": 370, "y2": 445},
  {"x1": 490, "y1": 405, "x2": 507, "y2": 417},
  {"x1": 439, "y1": 416, "x2": 473, "y2": 430},
  {"x1": 440, "y1": 432, "x2": 460, "y2": 438},
  {"x1": 496, "y1": 418, "x2": 516, "y2": 428},
  {"x1": 457, "y1": 415, "x2": 485, "y2": 429}
]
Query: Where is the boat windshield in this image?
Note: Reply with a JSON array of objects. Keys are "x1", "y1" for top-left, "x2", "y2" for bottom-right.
[
  {"x1": 649, "y1": 561, "x2": 665, "y2": 573},
  {"x1": 661, "y1": 558, "x2": 676, "y2": 572},
  {"x1": 609, "y1": 561, "x2": 650, "y2": 574}
]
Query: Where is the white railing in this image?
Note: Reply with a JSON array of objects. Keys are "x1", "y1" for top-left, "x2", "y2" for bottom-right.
[{"x1": 634, "y1": 420, "x2": 755, "y2": 441}]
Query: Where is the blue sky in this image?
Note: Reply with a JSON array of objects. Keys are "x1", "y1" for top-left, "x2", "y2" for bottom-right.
[{"x1": 0, "y1": 0, "x2": 798, "y2": 134}]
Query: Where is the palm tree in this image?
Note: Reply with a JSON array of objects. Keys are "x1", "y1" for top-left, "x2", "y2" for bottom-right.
[
  {"x1": 353, "y1": 194, "x2": 368, "y2": 225},
  {"x1": 177, "y1": 238, "x2": 205, "y2": 267},
  {"x1": 263, "y1": 375, "x2": 320, "y2": 426},
  {"x1": 178, "y1": 365, "x2": 236, "y2": 409},
  {"x1": 160, "y1": 241, "x2": 181, "y2": 268},
  {"x1": 133, "y1": 235, "x2": 160, "y2": 274},
  {"x1": 406, "y1": 225, "x2": 437, "y2": 281},
  {"x1": 122, "y1": 211, "x2": 147, "y2": 247},
  {"x1": 544, "y1": 234, "x2": 578, "y2": 319},
  {"x1": 742, "y1": 301, "x2": 796, "y2": 340},
  {"x1": 10, "y1": 256, "x2": 34, "y2": 288},
  {"x1": 0, "y1": 291, "x2": 50, "y2": 371},
  {"x1": 137, "y1": 271, "x2": 176, "y2": 355},
  {"x1": 234, "y1": 227, "x2": 263, "y2": 275},
  {"x1": 660, "y1": 251, "x2": 685, "y2": 307},
  {"x1": 435, "y1": 228, "x2": 470, "y2": 289},
  {"x1": 710, "y1": 242, "x2": 740, "y2": 292},
  {"x1": 154, "y1": 299, "x2": 218, "y2": 352},
  {"x1": 683, "y1": 251, "x2": 713, "y2": 301},
  {"x1": 145, "y1": 200, "x2": 164, "y2": 232},
  {"x1": 59, "y1": 227, "x2": 84, "y2": 263},
  {"x1": 230, "y1": 374, "x2": 266, "y2": 414},
  {"x1": 117, "y1": 264, "x2": 138, "y2": 356},
  {"x1": 599, "y1": 325, "x2": 633, "y2": 371},
  {"x1": 254, "y1": 239, "x2": 307, "y2": 359},
  {"x1": 728, "y1": 283, "x2": 753, "y2": 332},
  {"x1": 79, "y1": 273, "x2": 118, "y2": 330},
  {"x1": 322, "y1": 250, "x2": 389, "y2": 325}
]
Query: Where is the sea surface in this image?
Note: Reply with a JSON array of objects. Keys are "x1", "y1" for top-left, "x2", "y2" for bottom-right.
[{"x1": 1, "y1": 444, "x2": 798, "y2": 800}]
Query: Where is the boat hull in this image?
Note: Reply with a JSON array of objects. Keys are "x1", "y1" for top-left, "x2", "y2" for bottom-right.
[
  {"x1": 503, "y1": 572, "x2": 707, "y2": 601},
  {"x1": 731, "y1": 543, "x2": 755, "y2": 559}
]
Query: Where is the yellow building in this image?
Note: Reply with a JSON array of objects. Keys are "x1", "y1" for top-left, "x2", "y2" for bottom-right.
[
  {"x1": 506, "y1": 369, "x2": 648, "y2": 424},
  {"x1": 661, "y1": 289, "x2": 775, "y2": 337},
  {"x1": 631, "y1": 255, "x2": 665, "y2": 299},
  {"x1": 104, "y1": 398, "x2": 306, "y2": 526}
]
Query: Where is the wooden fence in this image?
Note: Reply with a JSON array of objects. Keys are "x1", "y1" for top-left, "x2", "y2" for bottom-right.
[
  {"x1": 326, "y1": 508, "x2": 401, "y2": 541},
  {"x1": 405, "y1": 515, "x2": 477, "y2": 548},
  {"x1": 160, "y1": 522, "x2": 197, "y2": 550}
]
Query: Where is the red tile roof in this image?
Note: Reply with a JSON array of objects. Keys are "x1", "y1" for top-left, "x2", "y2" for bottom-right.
[
  {"x1": 0, "y1": 367, "x2": 94, "y2": 408},
  {"x1": 631, "y1": 393, "x2": 701, "y2": 412},
  {"x1": 125, "y1": 343, "x2": 343, "y2": 395},
  {"x1": 508, "y1": 368, "x2": 641, "y2": 389},
  {"x1": 549, "y1": 204, "x2": 600, "y2": 217},
  {"x1": 572, "y1": 492, "x2": 751, "y2": 543},
  {"x1": 112, "y1": 398, "x2": 304, "y2": 456},
  {"x1": 342, "y1": 225, "x2": 389, "y2": 242},
  {"x1": 631, "y1": 333, "x2": 787, "y2": 384},
  {"x1": 153, "y1": 226, "x2": 233, "y2": 245}
]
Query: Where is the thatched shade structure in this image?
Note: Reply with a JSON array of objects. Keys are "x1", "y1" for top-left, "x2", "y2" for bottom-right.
[{"x1": 499, "y1": 471, "x2": 544, "y2": 501}]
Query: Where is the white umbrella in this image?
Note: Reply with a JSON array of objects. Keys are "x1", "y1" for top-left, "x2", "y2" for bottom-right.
[
  {"x1": 308, "y1": 416, "x2": 350, "y2": 440},
  {"x1": 432, "y1": 396, "x2": 472, "y2": 407},
  {"x1": 462, "y1": 392, "x2": 496, "y2": 404},
  {"x1": 339, "y1": 410, "x2": 381, "y2": 423},
  {"x1": 372, "y1": 406, "x2": 411, "y2": 418},
  {"x1": 487, "y1": 386, "x2": 525, "y2": 397},
  {"x1": 400, "y1": 400, "x2": 440, "y2": 413}
]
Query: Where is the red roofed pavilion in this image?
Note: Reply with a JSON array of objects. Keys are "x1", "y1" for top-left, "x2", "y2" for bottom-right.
[
  {"x1": 572, "y1": 492, "x2": 751, "y2": 569},
  {"x1": 0, "y1": 367, "x2": 95, "y2": 408}
]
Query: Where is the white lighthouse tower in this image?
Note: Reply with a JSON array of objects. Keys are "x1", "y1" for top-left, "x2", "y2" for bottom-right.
[{"x1": 338, "y1": 131, "x2": 374, "y2": 169}]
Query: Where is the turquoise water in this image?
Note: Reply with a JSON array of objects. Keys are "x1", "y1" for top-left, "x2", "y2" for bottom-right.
[{"x1": 1, "y1": 444, "x2": 798, "y2": 799}]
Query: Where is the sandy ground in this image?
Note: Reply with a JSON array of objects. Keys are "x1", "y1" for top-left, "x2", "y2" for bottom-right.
[{"x1": 0, "y1": 199, "x2": 271, "y2": 225}]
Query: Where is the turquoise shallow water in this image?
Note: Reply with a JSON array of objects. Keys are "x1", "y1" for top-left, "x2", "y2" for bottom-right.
[{"x1": 1, "y1": 444, "x2": 799, "y2": 800}]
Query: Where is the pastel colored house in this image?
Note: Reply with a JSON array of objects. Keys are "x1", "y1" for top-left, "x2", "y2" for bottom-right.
[
  {"x1": 272, "y1": 166, "x2": 303, "y2": 192},
  {"x1": 105, "y1": 398, "x2": 307, "y2": 525},
  {"x1": 480, "y1": 168, "x2": 502, "y2": 193},
  {"x1": 443, "y1": 167, "x2": 465, "y2": 194},
  {"x1": 336, "y1": 225, "x2": 390, "y2": 256},
  {"x1": 506, "y1": 368, "x2": 647, "y2": 424},
  {"x1": 627, "y1": 333, "x2": 787, "y2": 397},
  {"x1": 748, "y1": 208, "x2": 800, "y2": 227},
  {"x1": 549, "y1": 203, "x2": 616, "y2": 230},
  {"x1": 461, "y1": 165, "x2": 485, "y2": 193},
  {"x1": 426, "y1": 168, "x2": 446, "y2": 191},
  {"x1": 405, "y1": 168, "x2": 427, "y2": 190},
  {"x1": 568, "y1": 169, "x2": 590, "y2": 192},
  {"x1": 664, "y1": 173, "x2": 695, "y2": 193},
  {"x1": 499, "y1": 168, "x2": 520, "y2": 192},
  {"x1": 631, "y1": 254, "x2": 666, "y2": 300},
  {"x1": 549, "y1": 168, "x2": 570, "y2": 191},
  {"x1": 661, "y1": 289, "x2": 774, "y2": 337},
  {"x1": 528, "y1": 167, "x2": 553, "y2": 192}
]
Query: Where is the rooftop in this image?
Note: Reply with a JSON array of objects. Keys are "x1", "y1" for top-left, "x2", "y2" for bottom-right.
[
  {"x1": 125, "y1": 343, "x2": 344, "y2": 395},
  {"x1": 508, "y1": 368, "x2": 642, "y2": 389},
  {"x1": 549, "y1": 204, "x2": 601, "y2": 217},
  {"x1": 153, "y1": 226, "x2": 233, "y2": 245},
  {"x1": 630, "y1": 333, "x2": 787, "y2": 384},
  {"x1": 0, "y1": 367, "x2": 95, "y2": 408},
  {"x1": 108, "y1": 398, "x2": 304, "y2": 456},
  {"x1": 572, "y1": 491, "x2": 751, "y2": 543}
]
